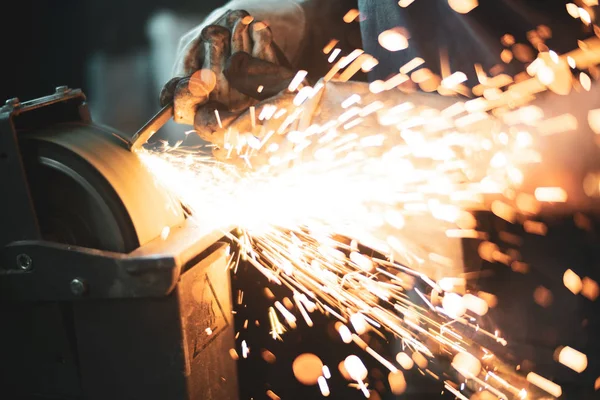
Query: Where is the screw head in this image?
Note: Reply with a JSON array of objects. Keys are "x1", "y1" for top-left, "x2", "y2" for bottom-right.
[
  {"x1": 70, "y1": 278, "x2": 87, "y2": 296},
  {"x1": 5, "y1": 97, "x2": 20, "y2": 106},
  {"x1": 16, "y1": 254, "x2": 32, "y2": 270},
  {"x1": 55, "y1": 86, "x2": 70, "y2": 93}
]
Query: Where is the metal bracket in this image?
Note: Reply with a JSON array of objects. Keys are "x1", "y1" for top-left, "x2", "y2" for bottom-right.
[
  {"x1": 0, "y1": 87, "x2": 90, "y2": 248},
  {"x1": 0, "y1": 219, "x2": 231, "y2": 301}
]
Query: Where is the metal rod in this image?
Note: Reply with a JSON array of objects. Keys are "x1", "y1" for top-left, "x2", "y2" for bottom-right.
[{"x1": 129, "y1": 103, "x2": 174, "y2": 151}]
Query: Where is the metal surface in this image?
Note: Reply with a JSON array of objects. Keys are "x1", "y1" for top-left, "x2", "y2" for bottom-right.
[
  {"x1": 71, "y1": 243, "x2": 238, "y2": 400},
  {"x1": 70, "y1": 278, "x2": 87, "y2": 295},
  {"x1": 23, "y1": 121, "x2": 185, "y2": 250},
  {"x1": 1, "y1": 219, "x2": 229, "y2": 301},
  {"x1": 129, "y1": 103, "x2": 174, "y2": 151},
  {"x1": 15, "y1": 253, "x2": 32, "y2": 270},
  {"x1": 0, "y1": 88, "x2": 238, "y2": 400}
]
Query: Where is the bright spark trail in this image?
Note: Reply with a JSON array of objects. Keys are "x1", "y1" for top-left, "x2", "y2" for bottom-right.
[{"x1": 138, "y1": 3, "x2": 600, "y2": 399}]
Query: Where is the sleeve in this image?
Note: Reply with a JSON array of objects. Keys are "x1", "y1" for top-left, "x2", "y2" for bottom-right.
[{"x1": 171, "y1": 0, "x2": 307, "y2": 77}]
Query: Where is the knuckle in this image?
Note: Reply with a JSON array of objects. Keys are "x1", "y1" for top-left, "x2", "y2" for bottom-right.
[{"x1": 201, "y1": 24, "x2": 230, "y2": 40}]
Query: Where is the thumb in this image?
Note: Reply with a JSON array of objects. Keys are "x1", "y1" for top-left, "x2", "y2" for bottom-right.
[{"x1": 160, "y1": 77, "x2": 183, "y2": 107}]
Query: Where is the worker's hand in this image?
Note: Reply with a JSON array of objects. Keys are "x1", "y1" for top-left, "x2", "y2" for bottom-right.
[{"x1": 160, "y1": 9, "x2": 303, "y2": 145}]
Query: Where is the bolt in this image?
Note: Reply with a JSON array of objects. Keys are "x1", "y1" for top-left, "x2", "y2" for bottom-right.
[
  {"x1": 5, "y1": 97, "x2": 20, "y2": 107},
  {"x1": 70, "y1": 278, "x2": 87, "y2": 296},
  {"x1": 55, "y1": 86, "x2": 70, "y2": 93},
  {"x1": 16, "y1": 254, "x2": 32, "y2": 270}
]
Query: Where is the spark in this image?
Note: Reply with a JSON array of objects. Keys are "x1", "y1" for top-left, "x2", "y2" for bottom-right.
[
  {"x1": 448, "y1": 0, "x2": 479, "y2": 14},
  {"x1": 398, "y1": 0, "x2": 415, "y2": 7},
  {"x1": 323, "y1": 39, "x2": 339, "y2": 54},
  {"x1": 557, "y1": 346, "x2": 588, "y2": 373},
  {"x1": 526, "y1": 372, "x2": 562, "y2": 398},
  {"x1": 241, "y1": 340, "x2": 249, "y2": 358},
  {"x1": 160, "y1": 226, "x2": 170, "y2": 240},
  {"x1": 343, "y1": 9, "x2": 360, "y2": 23},
  {"x1": 563, "y1": 269, "x2": 583, "y2": 294},
  {"x1": 214, "y1": 109, "x2": 223, "y2": 128},
  {"x1": 378, "y1": 28, "x2": 409, "y2": 52},
  {"x1": 268, "y1": 306, "x2": 286, "y2": 340},
  {"x1": 317, "y1": 376, "x2": 330, "y2": 396},
  {"x1": 441, "y1": 71, "x2": 468, "y2": 88},
  {"x1": 288, "y1": 70, "x2": 308, "y2": 92},
  {"x1": 328, "y1": 48, "x2": 342, "y2": 63},
  {"x1": 400, "y1": 57, "x2": 425, "y2": 74},
  {"x1": 136, "y1": 30, "x2": 600, "y2": 400},
  {"x1": 534, "y1": 187, "x2": 568, "y2": 202}
]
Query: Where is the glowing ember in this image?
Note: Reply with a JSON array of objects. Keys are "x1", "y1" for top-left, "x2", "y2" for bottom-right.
[
  {"x1": 261, "y1": 349, "x2": 277, "y2": 364},
  {"x1": 533, "y1": 286, "x2": 553, "y2": 307},
  {"x1": 388, "y1": 370, "x2": 407, "y2": 395},
  {"x1": 534, "y1": 187, "x2": 568, "y2": 203},
  {"x1": 556, "y1": 346, "x2": 588, "y2": 373},
  {"x1": 396, "y1": 352, "x2": 414, "y2": 369},
  {"x1": 589, "y1": 109, "x2": 600, "y2": 134},
  {"x1": 343, "y1": 9, "x2": 360, "y2": 23},
  {"x1": 317, "y1": 376, "x2": 330, "y2": 396},
  {"x1": 411, "y1": 351, "x2": 428, "y2": 369},
  {"x1": 462, "y1": 293, "x2": 489, "y2": 316},
  {"x1": 566, "y1": 3, "x2": 580, "y2": 19},
  {"x1": 292, "y1": 353, "x2": 324, "y2": 385},
  {"x1": 344, "y1": 355, "x2": 369, "y2": 396},
  {"x1": 137, "y1": 10, "x2": 600, "y2": 398},
  {"x1": 582, "y1": 277, "x2": 599, "y2": 301},
  {"x1": 563, "y1": 269, "x2": 583, "y2": 294},
  {"x1": 160, "y1": 226, "x2": 170, "y2": 240},
  {"x1": 378, "y1": 28, "x2": 409, "y2": 52},
  {"x1": 288, "y1": 70, "x2": 308, "y2": 92},
  {"x1": 452, "y1": 352, "x2": 482, "y2": 378},
  {"x1": 188, "y1": 69, "x2": 217, "y2": 97},
  {"x1": 398, "y1": 0, "x2": 415, "y2": 7},
  {"x1": 526, "y1": 372, "x2": 562, "y2": 397},
  {"x1": 448, "y1": 0, "x2": 478, "y2": 14},
  {"x1": 580, "y1": 72, "x2": 592, "y2": 91}
]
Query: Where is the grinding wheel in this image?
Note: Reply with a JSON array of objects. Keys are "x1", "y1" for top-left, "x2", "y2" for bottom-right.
[{"x1": 20, "y1": 122, "x2": 185, "y2": 252}]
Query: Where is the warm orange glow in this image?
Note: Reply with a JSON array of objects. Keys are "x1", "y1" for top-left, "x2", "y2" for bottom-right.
[
  {"x1": 388, "y1": 371, "x2": 407, "y2": 395},
  {"x1": 557, "y1": 346, "x2": 588, "y2": 373},
  {"x1": 582, "y1": 277, "x2": 599, "y2": 301},
  {"x1": 378, "y1": 28, "x2": 409, "y2": 52},
  {"x1": 534, "y1": 187, "x2": 568, "y2": 202},
  {"x1": 448, "y1": 0, "x2": 478, "y2": 14},
  {"x1": 293, "y1": 353, "x2": 324, "y2": 385},
  {"x1": 563, "y1": 269, "x2": 583, "y2": 294},
  {"x1": 343, "y1": 9, "x2": 360, "y2": 23},
  {"x1": 452, "y1": 352, "x2": 482, "y2": 378},
  {"x1": 527, "y1": 372, "x2": 562, "y2": 397},
  {"x1": 533, "y1": 286, "x2": 553, "y2": 307}
]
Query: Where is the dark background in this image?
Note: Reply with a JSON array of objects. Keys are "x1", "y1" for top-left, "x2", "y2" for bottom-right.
[
  {"x1": 4, "y1": 0, "x2": 227, "y2": 138},
  {"x1": 4, "y1": 0, "x2": 226, "y2": 99}
]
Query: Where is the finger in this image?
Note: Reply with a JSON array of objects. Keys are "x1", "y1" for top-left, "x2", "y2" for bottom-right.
[
  {"x1": 160, "y1": 76, "x2": 183, "y2": 106},
  {"x1": 172, "y1": 69, "x2": 216, "y2": 124},
  {"x1": 181, "y1": 35, "x2": 205, "y2": 76},
  {"x1": 249, "y1": 21, "x2": 279, "y2": 64},
  {"x1": 193, "y1": 103, "x2": 238, "y2": 145},
  {"x1": 224, "y1": 52, "x2": 297, "y2": 100},
  {"x1": 200, "y1": 25, "x2": 231, "y2": 104},
  {"x1": 213, "y1": 9, "x2": 249, "y2": 30},
  {"x1": 231, "y1": 13, "x2": 254, "y2": 54}
]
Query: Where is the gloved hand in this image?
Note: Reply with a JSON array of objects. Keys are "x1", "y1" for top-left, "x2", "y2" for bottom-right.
[{"x1": 160, "y1": 9, "x2": 304, "y2": 147}]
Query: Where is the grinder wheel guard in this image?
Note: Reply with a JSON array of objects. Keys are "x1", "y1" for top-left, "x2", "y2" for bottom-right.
[
  {"x1": 0, "y1": 89, "x2": 238, "y2": 400},
  {"x1": 21, "y1": 123, "x2": 184, "y2": 252}
]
